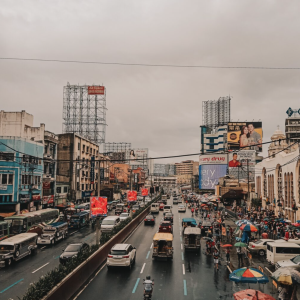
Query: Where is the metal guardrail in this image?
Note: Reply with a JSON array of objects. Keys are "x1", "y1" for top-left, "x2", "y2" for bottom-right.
[{"x1": 43, "y1": 196, "x2": 160, "y2": 300}]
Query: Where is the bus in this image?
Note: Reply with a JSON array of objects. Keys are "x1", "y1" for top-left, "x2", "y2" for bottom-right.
[
  {"x1": 4, "y1": 209, "x2": 59, "y2": 235},
  {"x1": 0, "y1": 221, "x2": 9, "y2": 241}
]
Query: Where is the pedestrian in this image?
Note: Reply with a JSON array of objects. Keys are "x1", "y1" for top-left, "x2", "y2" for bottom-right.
[
  {"x1": 225, "y1": 247, "x2": 231, "y2": 264},
  {"x1": 213, "y1": 248, "x2": 219, "y2": 270},
  {"x1": 237, "y1": 247, "x2": 243, "y2": 266}
]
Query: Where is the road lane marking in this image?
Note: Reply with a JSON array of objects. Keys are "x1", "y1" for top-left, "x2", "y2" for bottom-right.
[
  {"x1": 32, "y1": 262, "x2": 50, "y2": 273},
  {"x1": 182, "y1": 264, "x2": 185, "y2": 275},
  {"x1": 132, "y1": 278, "x2": 140, "y2": 293},
  {"x1": 183, "y1": 279, "x2": 187, "y2": 296},
  {"x1": 181, "y1": 252, "x2": 184, "y2": 260},
  {"x1": 40, "y1": 246, "x2": 46, "y2": 250},
  {"x1": 0, "y1": 278, "x2": 24, "y2": 294},
  {"x1": 180, "y1": 231, "x2": 182, "y2": 236},
  {"x1": 70, "y1": 230, "x2": 78, "y2": 235},
  {"x1": 146, "y1": 251, "x2": 150, "y2": 259},
  {"x1": 150, "y1": 243, "x2": 153, "y2": 249},
  {"x1": 181, "y1": 243, "x2": 183, "y2": 250},
  {"x1": 180, "y1": 237, "x2": 182, "y2": 242},
  {"x1": 140, "y1": 263, "x2": 146, "y2": 273}
]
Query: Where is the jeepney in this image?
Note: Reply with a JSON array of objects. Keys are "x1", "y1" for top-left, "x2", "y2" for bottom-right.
[
  {"x1": 183, "y1": 227, "x2": 201, "y2": 251},
  {"x1": 37, "y1": 222, "x2": 68, "y2": 245},
  {"x1": 152, "y1": 232, "x2": 173, "y2": 260}
]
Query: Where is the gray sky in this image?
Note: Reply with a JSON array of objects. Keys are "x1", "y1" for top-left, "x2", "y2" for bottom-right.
[{"x1": 1, "y1": 0, "x2": 300, "y2": 163}]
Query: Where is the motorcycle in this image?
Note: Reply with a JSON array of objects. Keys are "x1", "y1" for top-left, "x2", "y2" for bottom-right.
[{"x1": 143, "y1": 278, "x2": 154, "y2": 299}]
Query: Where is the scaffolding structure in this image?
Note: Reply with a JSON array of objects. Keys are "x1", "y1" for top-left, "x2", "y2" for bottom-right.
[
  {"x1": 202, "y1": 96, "x2": 231, "y2": 130},
  {"x1": 103, "y1": 142, "x2": 132, "y2": 153},
  {"x1": 63, "y1": 83, "x2": 107, "y2": 144}
]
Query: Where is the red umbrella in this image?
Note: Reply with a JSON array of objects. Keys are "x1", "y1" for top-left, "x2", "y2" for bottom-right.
[
  {"x1": 233, "y1": 289, "x2": 275, "y2": 300},
  {"x1": 240, "y1": 224, "x2": 258, "y2": 232},
  {"x1": 221, "y1": 244, "x2": 232, "y2": 247}
]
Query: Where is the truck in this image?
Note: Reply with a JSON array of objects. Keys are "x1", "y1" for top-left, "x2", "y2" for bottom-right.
[
  {"x1": 161, "y1": 195, "x2": 167, "y2": 204},
  {"x1": 37, "y1": 222, "x2": 68, "y2": 245}
]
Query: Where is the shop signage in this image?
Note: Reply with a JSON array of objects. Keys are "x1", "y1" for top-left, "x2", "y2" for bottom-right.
[
  {"x1": 43, "y1": 181, "x2": 51, "y2": 189},
  {"x1": 90, "y1": 156, "x2": 95, "y2": 184},
  {"x1": 0, "y1": 185, "x2": 7, "y2": 190},
  {"x1": 19, "y1": 194, "x2": 30, "y2": 203},
  {"x1": 82, "y1": 191, "x2": 92, "y2": 198}
]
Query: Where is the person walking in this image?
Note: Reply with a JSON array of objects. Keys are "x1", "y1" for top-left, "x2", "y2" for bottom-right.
[
  {"x1": 225, "y1": 248, "x2": 231, "y2": 265},
  {"x1": 237, "y1": 247, "x2": 243, "y2": 266},
  {"x1": 213, "y1": 248, "x2": 220, "y2": 270}
]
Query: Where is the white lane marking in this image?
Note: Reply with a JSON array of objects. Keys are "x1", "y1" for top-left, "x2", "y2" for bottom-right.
[
  {"x1": 32, "y1": 262, "x2": 49, "y2": 273},
  {"x1": 181, "y1": 243, "x2": 183, "y2": 250},
  {"x1": 40, "y1": 246, "x2": 46, "y2": 250},
  {"x1": 182, "y1": 264, "x2": 185, "y2": 275},
  {"x1": 265, "y1": 267, "x2": 272, "y2": 275},
  {"x1": 180, "y1": 231, "x2": 182, "y2": 236},
  {"x1": 150, "y1": 243, "x2": 153, "y2": 249},
  {"x1": 140, "y1": 263, "x2": 146, "y2": 274},
  {"x1": 70, "y1": 230, "x2": 78, "y2": 235}
]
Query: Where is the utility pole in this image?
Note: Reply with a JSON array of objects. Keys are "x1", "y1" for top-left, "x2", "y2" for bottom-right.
[
  {"x1": 130, "y1": 169, "x2": 133, "y2": 191},
  {"x1": 96, "y1": 159, "x2": 101, "y2": 246}
]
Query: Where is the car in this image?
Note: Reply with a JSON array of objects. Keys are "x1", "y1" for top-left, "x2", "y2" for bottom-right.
[
  {"x1": 159, "y1": 203, "x2": 165, "y2": 211},
  {"x1": 107, "y1": 244, "x2": 136, "y2": 269},
  {"x1": 119, "y1": 213, "x2": 130, "y2": 221},
  {"x1": 115, "y1": 203, "x2": 127, "y2": 215},
  {"x1": 173, "y1": 198, "x2": 178, "y2": 205},
  {"x1": 131, "y1": 205, "x2": 140, "y2": 213},
  {"x1": 200, "y1": 221, "x2": 213, "y2": 235},
  {"x1": 144, "y1": 214, "x2": 155, "y2": 225},
  {"x1": 178, "y1": 204, "x2": 186, "y2": 212},
  {"x1": 164, "y1": 213, "x2": 174, "y2": 224},
  {"x1": 101, "y1": 216, "x2": 121, "y2": 233},
  {"x1": 163, "y1": 205, "x2": 172, "y2": 215},
  {"x1": 248, "y1": 239, "x2": 274, "y2": 256},
  {"x1": 59, "y1": 243, "x2": 89, "y2": 265},
  {"x1": 110, "y1": 201, "x2": 118, "y2": 209},
  {"x1": 276, "y1": 254, "x2": 300, "y2": 270},
  {"x1": 139, "y1": 202, "x2": 145, "y2": 208},
  {"x1": 159, "y1": 221, "x2": 173, "y2": 234},
  {"x1": 145, "y1": 198, "x2": 152, "y2": 204}
]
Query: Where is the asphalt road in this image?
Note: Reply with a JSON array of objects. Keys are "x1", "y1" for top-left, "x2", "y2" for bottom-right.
[
  {"x1": 75, "y1": 194, "x2": 262, "y2": 300},
  {"x1": 0, "y1": 210, "x2": 116, "y2": 300}
]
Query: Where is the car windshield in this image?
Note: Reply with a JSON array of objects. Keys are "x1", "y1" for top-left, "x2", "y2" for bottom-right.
[
  {"x1": 147, "y1": 215, "x2": 154, "y2": 219},
  {"x1": 0, "y1": 245, "x2": 14, "y2": 252},
  {"x1": 203, "y1": 222, "x2": 211, "y2": 226},
  {"x1": 102, "y1": 220, "x2": 116, "y2": 225},
  {"x1": 164, "y1": 206, "x2": 171, "y2": 209},
  {"x1": 165, "y1": 213, "x2": 172, "y2": 217},
  {"x1": 120, "y1": 213, "x2": 128, "y2": 217},
  {"x1": 12, "y1": 220, "x2": 23, "y2": 226},
  {"x1": 291, "y1": 255, "x2": 300, "y2": 264},
  {"x1": 65, "y1": 245, "x2": 81, "y2": 252},
  {"x1": 111, "y1": 250, "x2": 127, "y2": 255},
  {"x1": 254, "y1": 240, "x2": 263, "y2": 244}
]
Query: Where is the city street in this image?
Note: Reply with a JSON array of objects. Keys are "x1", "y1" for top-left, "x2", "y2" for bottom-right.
[
  {"x1": 0, "y1": 210, "x2": 115, "y2": 300},
  {"x1": 74, "y1": 195, "x2": 275, "y2": 300}
]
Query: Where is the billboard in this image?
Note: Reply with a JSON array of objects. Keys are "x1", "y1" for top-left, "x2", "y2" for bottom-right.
[
  {"x1": 90, "y1": 196, "x2": 107, "y2": 217},
  {"x1": 142, "y1": 188, "x2": 148, "y2": 196},
  {"x1": 227, "y1": 122, "x2": 263, "y2": 152},
  {"x1": 126, "y1": 148, "x2": 148, "y2": 167},
  {"x1": 88, "y1": 86, "x2": 105, "y2": 95},
  {"x1": 127, "y1": 190, "x2": 137, "y2": 201},
  {"x1": 199, "y1": 154, "x2": 227, "y2": 165},
  {"x1": 199, "y1": 164, "x2": 227, "y2": 190},
  {"x1": 228, "y1": 150, "x2": 255, "y2": 181}
]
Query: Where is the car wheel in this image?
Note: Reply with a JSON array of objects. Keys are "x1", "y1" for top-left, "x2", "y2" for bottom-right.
[
  {"x1": 128, "y1": 262, "x2": 132, "y2": 270},
  {"x1": 259, "y1": 250, "x2": 265, "y2": 256},
  {"x1": 15, "y1": 250, "x2": 20, "y2": 258},
  {"x1": 28, "y1": 249, "x2": 32, "y2": 256},
  {"x1": 133, "y1": 254, "x2": 136, "y2": 264}
]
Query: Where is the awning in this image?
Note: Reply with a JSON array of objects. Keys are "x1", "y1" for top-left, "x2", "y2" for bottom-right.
[
  {"x1": 0, "y1": 212, "x2": 16, "y2": 218},
  {"x1": 222, "y1": 189, "x2": 244, "y2": 200}
]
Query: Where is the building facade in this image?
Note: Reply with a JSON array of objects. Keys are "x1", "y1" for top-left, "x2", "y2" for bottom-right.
[
  {"x1": 200, "y1": 125, "x2": 227, "y2": 154},
  {"x1": 153, "y1": 176, "x2": 177, "y2": 188},
  {"x1": 0, "y1": 137, "x2": 43, "y2": 214},
  {"x1": 285, "y1": 115, "x2": 300, "y2": 144},
  {"x1": 175, "y1": 160, "x2": 199, "y2": 176}
]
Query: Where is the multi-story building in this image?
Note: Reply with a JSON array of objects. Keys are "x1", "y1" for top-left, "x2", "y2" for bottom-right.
[
  {"x1": 57, "y1": 133, "x2": 111, "y2": 203},
  {"x1": 110, "y1": 164, "x2": 130, "y2": 190},
  {"x1": 0, "y1": 137, "x2": 43, "y2": 214},
  {"x1": 153, "y1": 176, "x2": 177, "y2": 188},
  {"x1": 0, "y1": 110, "x2": 58, "y2": 207},
  {"x1": 285, "y1": 114, "x2": 300, "y2": 144},
  {"x1": 175, "y1": 160, "x2": 199, "y2": 176},
  {"x1": 153, "y1": 164, "x2": 176, "y2": 177},
  {"x1": 200, "y1": 125, "x2": 227, "y2": 153}
]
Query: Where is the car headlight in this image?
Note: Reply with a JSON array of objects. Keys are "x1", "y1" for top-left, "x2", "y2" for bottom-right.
[{"x1": 73, "y1": 255, "x2": 77, "y2": 258}]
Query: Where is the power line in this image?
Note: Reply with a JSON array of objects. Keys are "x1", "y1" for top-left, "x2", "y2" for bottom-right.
[{"x1": 1, "y1": 57, "x2": 300, "y2": 70}]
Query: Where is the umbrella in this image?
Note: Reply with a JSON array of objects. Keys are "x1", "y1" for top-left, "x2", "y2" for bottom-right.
[
  {"x1": 201, "y1": 204, "x2": 208, "y2": 207},
  {"x1": 229, "y1": 267, "x2": 269, "y2": 284},
  {"x1": 292, "y1": 223, "x2": 300, "y2": 227},
  {"x1": 272, "y1": 266, "x2": 300, "y2": 285},
  {"x1": 233, "y1": 289, "x2": 276, "y2": 300},
  {"x1": 263, "y1": 217, "x2": 270, "y2": 221},
  {"x1": 240, "y1": 224, "x2": 258, "y2": 232},
  {"x1": 234, "y1": 242, "x2": 247, "y2": 247},
  {"x1": 221, "y1": 244, "x2": 232, "y2": 247}
]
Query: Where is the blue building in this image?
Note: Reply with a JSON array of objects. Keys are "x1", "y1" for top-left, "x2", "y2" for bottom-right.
[{"x1": 0, "y1": 137, "x2": 43, "y2": 214}]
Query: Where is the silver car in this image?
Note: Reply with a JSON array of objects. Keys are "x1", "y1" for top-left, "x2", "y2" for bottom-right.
[{"x1": 248, "y1": 239, "x2": 274, "y2": 256}]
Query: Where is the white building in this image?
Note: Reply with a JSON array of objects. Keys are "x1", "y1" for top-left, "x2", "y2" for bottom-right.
[
  {"x1": 255, "y1": 128, "x2": 300, "y2": 222},
  {"x1": 200, "y1": 125, "x2": 227, "y2": 153}
]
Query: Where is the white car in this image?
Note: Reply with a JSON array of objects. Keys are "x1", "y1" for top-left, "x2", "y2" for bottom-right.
[
  {"x1": 276, "y1": 254, "x2": 300, "y2": 270},
  {"x1": 163, "y1": 205, "x2": 172, "y2": 215},
  {"x1": 107, "y1": 244, "x2": 136, "y2": 269},
  {"x1": 119, "y1": 213, "x2": 130, "y2": 221},
  {"x1": 178, "y1": 204, "x2": 186, "y2": 212},
  {"x1": 248, "y1": 239, "x2": 274, "y2": 256}
]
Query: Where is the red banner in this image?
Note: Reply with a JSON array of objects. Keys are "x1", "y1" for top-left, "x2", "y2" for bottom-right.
[
  {"x1": 127, "y1": 190, "x2": 137, "y2": 201},
  {"x1": 90, "y1": 196, "x2": 107, "y2": 217},
  {"x1": 88, "y1": 86, "x2": 105, "y2": 95},
  {"x1": 141, "y1": 188, "x2": 148, "y2": 196}
]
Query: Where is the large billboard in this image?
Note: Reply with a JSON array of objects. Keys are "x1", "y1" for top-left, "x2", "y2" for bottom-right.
[
  {"x1": 88, "y1": 86, "x2": 105, "y2": 95},
  {"x1": 126, "y1": 148, "x2": 149, "y2": 171},
  {"x1": 199, "y1": 164, "x2": 227, "y2": 190},
  {"x1": 90, "y1": 196, "x2": 107, "y2": 217},
  {"x1": 227, "y1": 122, "x2": 263, "y2": 152},
  {"x1": 228, "y1": 150, "x2": 255, "y2": 181},
  {"x1": 199, "y1": 154, "x2": 227, "y2": 165}
]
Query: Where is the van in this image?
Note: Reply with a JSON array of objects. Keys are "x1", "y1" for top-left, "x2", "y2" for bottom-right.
[
  {"x1": 69, "y1": 211, "x2": 90, "y2": 229},
  {"x1": 101, "y1": 216, "x2": 120, "y2": 233},
  {"x1": 275, "y1": 239, "x2": 300, "y2": 246},
  {"x1": 266, "y1": 242, "x2": 300, "y2": 264},
  {"x1": 150, "y1": 203, "x2": 159, "y2": 214},
  {"x1": 163, "y1": 205, "x2": 172, "y2": 215}
]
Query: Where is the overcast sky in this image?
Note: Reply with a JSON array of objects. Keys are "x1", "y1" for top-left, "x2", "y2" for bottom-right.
[{"x1": 1, "y1": 1, "x2": 299, "y2": 163}]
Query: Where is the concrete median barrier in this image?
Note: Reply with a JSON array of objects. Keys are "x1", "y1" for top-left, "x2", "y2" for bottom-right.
[{"x1": 43, "y1": 199, "x2": 158, "y2": 300}]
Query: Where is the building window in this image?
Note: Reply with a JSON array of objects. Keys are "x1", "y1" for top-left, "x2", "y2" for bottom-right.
[
  {"x1": 8, "y1": 174, "x2": 13, "y2": 184},
  {"x1": 82, "y1": 145, "x2": 85, "y2": 152},
  {"x1": 63, "y1": 186, "x2": 68, "y2": 193},
  {"x1": 86, "y1": 184, "x2": 88, "y2": 190},
  {"x1": 78, "y1": 143, "x2": 80, "y2": 150},
  {"x1": 56, "y1": 187, "x2": 61, "y2": 193},
  {"x1": 209, "y1": 144, "x2": 214, "y2": 150},
  {"x1": 87, "y1": 146, "x2": 89, "y2": 153},
  {"x1": 81, "y1": 184, "x2": 84, "y2": 191}
]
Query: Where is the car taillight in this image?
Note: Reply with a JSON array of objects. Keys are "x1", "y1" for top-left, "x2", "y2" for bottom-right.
[
  {"x1": 145, "y1": 219, "x2": 147, "y2": 221},
  {"x1": 123, "y1": 209, "x2": 126, "y2": 212},
  {"x1": 171, "y1": 217, "x2": 173, "y2": 219},
  {"x1": 252, "y1": 245, "x2": 255, "y2": 248},
  {"x1": 108, "y1": 255, "x2": 113, "y2": 258},
  {"x1": 123, "y1": 255, "x2": 129, "y2": 258},
  {"x1": 151, "y1": 219, "x2": 154, "y2": 221},
  {"x1": 210, "y1": 227, "x2": 212, "y2": 229},
  {"x1": 169, "y1": 226, "x2": 171, "y2": 228},
  {"x1": 201, "y1": 226, "x2": 203, "y2": 228}
]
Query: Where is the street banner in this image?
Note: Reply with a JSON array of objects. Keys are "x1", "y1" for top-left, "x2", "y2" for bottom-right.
[
  {"x1": 142, "y1": 188, "x2": 148, "y2": 196},
  {"x1": 127, "y1": 190, "x2": 137, "y2": 201},
  {"x1": 90, "y1": 196, "x2": 107, "y2": 217}
]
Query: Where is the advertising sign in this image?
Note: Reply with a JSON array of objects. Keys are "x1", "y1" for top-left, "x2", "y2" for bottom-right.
[
  {"x1": 88, "y1": 86, "x2": 105, "y2": 95},
  {"x1": 43, "y1": 181, "x2": 50, "y2": 189},
  {"x1": 126, "y1": 148, "x2": 148, "y2": 167},
  {"x1": 142, "y1": 188, "x2": 148, "y2": 196},
  {"x1": 199, "y1": 165, "x2": 227, "y2": 190},
  {"x1": 227, "y1": 122, "x2": 263, "y2": 152},
  {"x1": 127, "y1": 190, "x2": 137, "y2": 201},
  {"x1": 90, "y1": 156, "x2": 95, "y2": 184},
  {"x1": 199, "y1": 154, "x2": 227, "y2": 165},
  {"x1": 90, "y1": 196, "x2": 107, "y2": 217},
  {"x1": 228, "y1": 150, "x2": 256, "y2": 181}
]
